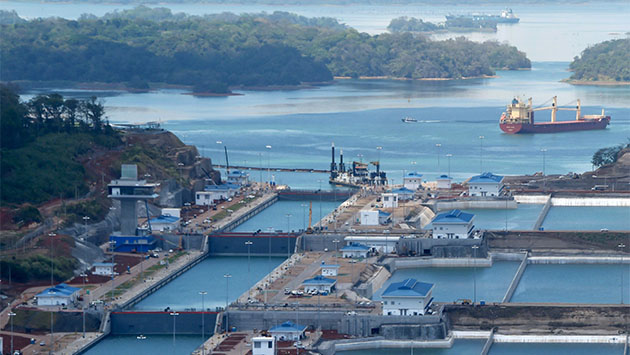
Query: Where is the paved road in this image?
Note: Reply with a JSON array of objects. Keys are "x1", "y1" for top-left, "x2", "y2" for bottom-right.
[{"x1": 269, "y1": 253, "x2": 328, "y2": 303}]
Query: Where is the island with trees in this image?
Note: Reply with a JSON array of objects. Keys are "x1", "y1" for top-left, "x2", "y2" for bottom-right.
[
  {"x1": 388, "y1": 16, "x2": 498, "y2": 34},
  {"x1": 1, "y1": 7, "x2": 531, "y2": 94},
  {"x1": 568, "y1": 38, "x2": 630, "y2": 85}
]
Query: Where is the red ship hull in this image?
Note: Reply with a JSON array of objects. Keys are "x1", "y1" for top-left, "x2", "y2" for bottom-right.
[{"x1": 500, "y1": 117, "x2": 610, "y2": 134}]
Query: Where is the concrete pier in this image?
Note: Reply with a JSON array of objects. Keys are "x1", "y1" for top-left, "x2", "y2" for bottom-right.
[
  {"x1": 502, "y1": 252, "x2": 528, "y2": 303},
  {"x1": 532, "y1": 195, "x2": 552, "y2": 230},
  {"x1": 214, "y1": 193, "x2": 278, "y2": 233},
  {"x1": 480, "y1": 328, "x2": 496, "y2": 355}
]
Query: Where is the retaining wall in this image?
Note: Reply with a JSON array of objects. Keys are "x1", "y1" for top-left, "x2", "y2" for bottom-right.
[
  {"x1": 502, "y1": 252, "x2": 528, "y2": 303},
  {"x1": 356, "y1": 266, "x2": 391, "y2": 299},
  {"x1": 436, "y1": 200, "x2": 517, "y2": 210},
  {"x1": 551, "y1": 197, "x2": 630, "y2": 207},
  {"x1": 528, "y1": 256, "x2": 630, "y2": 264},
  {"x1": 110, "y1": 311, "x2": 218, "y2": 335},
  {"x1": 208, "y1": 233, "x2": 297, "y2": 257}
]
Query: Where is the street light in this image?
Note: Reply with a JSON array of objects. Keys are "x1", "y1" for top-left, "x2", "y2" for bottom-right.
[
  {"x1": 478, "y1": 136, "x2": 485, "y2": 174},
  {"x1": 48, "y1": 232, "x2": 56, "y2": 354},
  {"x1": 9, "y1": 311, "x2": 16, "y2": 354},
  {"x1": 199, "y1": 291, "x2": 208, "y2": 355},
  {"x1": 265, "y1": 145, "x2": 272, "y2": 187},
  {"x1": 224, "y1": 273, "x2": 232, "y2": 334},
  {"x1": 376, "y1": 146, "x2": 383, "y2": 164},
  {"x1": 332, "y1": 239, "x2": 340, "y2": 260},
  {"x1": 446, "y1": 154, "x2": 453, "y2": 179},
  {"x1": 317, "y1": 180, "x2": 323, "y2": 230},
  {"x1": 245, "y1": 241, "x2": 253, "y2": 300},
  {"x1": 435, "y1": 143, "x2": 442, "y2": 170},
  {"x1": 285, "y1": 214, "x2": 292, "y2": 259},
  {"x1": 471, "y1": 245, "x2": 480, "y2": 305},
  {"x1": 619, "y1": 243, "x2": 626, "y2": 304},
  {"x1": 300, "y1": 203, "x2": 307, "y2": 232},
  {"x1": 170, "y1": 312, "x2": 179, "y2": 347},
  {"x1": 79, "y1": 272, "x2": 88, "y2": 338},
  {"x1": 541, "y1": 149, "x2": 547, "y2": 191}
]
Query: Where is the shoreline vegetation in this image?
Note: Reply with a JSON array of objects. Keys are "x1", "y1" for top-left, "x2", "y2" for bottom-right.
[
  {"x1": 1, "y1": 7, "x2": 531, "y2": 95},
  {"x1": 568, "y1": 38, "x2": 630, "y2": 85}
]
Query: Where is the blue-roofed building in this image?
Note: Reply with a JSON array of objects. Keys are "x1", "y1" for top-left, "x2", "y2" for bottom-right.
[
  {"x1": 227, "y1": 170, "x2": 249, "y2": 186},
  {"x1": 268, "y1": 321, "x2": 307, "y2": 341},
  {"x1": 320, "y1": 261, "x2": 340, "y2": 277},
  {"x1": 341, "y1": 242, "x2": 370, "y2": 258},
  {"x1": 147, "y1": 215, "x2": 180, "y2": 232},
  {"x1": 196, "y1": 183, "x2": 240, "y2": 205},
  {"x1": 390, "y1": 187, "x2": 415, "y2": 201},
  {"x1": 468, "y1": 172, "x2": 505, "y2": 197},
  {"x1": 403, "y1": 172, "x2": 423, "y2": 190},
  {"x1": 382, "y1": 278, "x2": 434, "y2": 315},
  {"x1": 303, "y1": 275, "x2": 337, "y2": 293},
  {"x1": 378, "y1": 210, "x2": 392, "y2": 225},
  {"x1": 437, "y1": 174, "x2": 453, "y2": 189},
  {"x1": 109, "y1": 235, "x2": 156, "y2": 253},
  {"x1": 431, "y1": 209, "x2": 475, "y2": 239},
  {"x1": 36, "y1": 283, "x2": 81, "y2": 306}
]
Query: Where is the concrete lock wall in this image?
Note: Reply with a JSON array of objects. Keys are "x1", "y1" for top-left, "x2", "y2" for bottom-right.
[
  {"x1": 110, "y1": 312, "x2": 218, "y2": 335},
  {"x1": 302, "y1": 233, "x2": 349, "y2": 252},
  {"x1": 158, "y1": 233, "x2": 205, "y2": 250},
  {"x1": 396, "y1": 237, "x2": 488, "y2": 259},
  {"x1": 208, "y1": 234, "x2": 297, "y2": 256}
]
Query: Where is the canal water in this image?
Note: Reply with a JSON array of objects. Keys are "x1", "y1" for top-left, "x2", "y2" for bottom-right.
[
  {"x1": 542, "y1": 206, "x2": 630, "y2": 231},
  {"x1": 462, "y1": 204, "x2": 543, "y2": 231},
  {"x1": 337, "y1": 340, "x2": 485, "y2": 354},
  {"x1": 132, "y1": 256, "x2": 285, "y2": 311},
  {"x1": 488, "y1": 342, "x2": 625, "y2": 355},
  {"x1": 233, "y1": 200, "x2": 343, "y2": 232},
  {"x1": 372, "y1": 262, "x2": 520, "y2": 303},
  {"x1": 512, "y1": 264, "x2": 630, "y2": 304},
  {"x1": 84, "y1": 335, "x2": 202, "y2": 355}
]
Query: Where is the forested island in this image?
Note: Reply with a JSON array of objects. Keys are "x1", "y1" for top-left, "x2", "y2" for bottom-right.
[
  {"x1": 568, "y1": 38, "x2": 630, "y2": 85},
  {"x1": 388, "y1": 16, "x2": 498, "y2": 33},
  {"x1": 1, "y1": 7, "x2": 531, "y2": 93}
]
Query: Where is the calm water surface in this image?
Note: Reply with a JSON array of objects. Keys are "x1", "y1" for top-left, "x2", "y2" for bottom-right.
[
  {"x1": 462, "y1": 204, "x2": 543, "y2": 231},
  {"x1": 84, "y1": 335, "x2": 202, "y2": 355},
  {"x1": 233, "y1": 200, "x2": 342, "y2": 232},
  {"x1": 512, "y1": 264, "x2": 630, "y2": 304},
  {"x1": 542, "y1": 207, "x2": 630, "y2": 231},
  {"x1": 132, "y1": 256, "x2": 285, "y2": 310},
  {"x1": 489, "y1": 342, "x2": 625, "y2": 355},
  {"x1": 337, "y1": 339, "x2": 485, "y2": 354},
  {"x1": 373, "y1": 261, "x2": 520, "y2": 303}
]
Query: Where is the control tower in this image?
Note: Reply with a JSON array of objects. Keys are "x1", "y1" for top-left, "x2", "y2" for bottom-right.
[{"x1": 108, "y1": 164, "x2": 158, "y2": 236}]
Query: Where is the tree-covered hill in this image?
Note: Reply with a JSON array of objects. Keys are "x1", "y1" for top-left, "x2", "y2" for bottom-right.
[
  {"x1": 569, "y1": 38, "x2": 630, "y2": 83},
  {"x1": 0, "y1": 7, "x2": 531, "y2": 92}
]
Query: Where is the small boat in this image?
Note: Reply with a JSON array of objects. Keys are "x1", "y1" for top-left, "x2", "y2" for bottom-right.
[
  {"x1": 137, "y1": 335, "x2": 147, "y2": 340},
  {"x1": 402, "y1": 117, "x2": 418, "y2": 123}
]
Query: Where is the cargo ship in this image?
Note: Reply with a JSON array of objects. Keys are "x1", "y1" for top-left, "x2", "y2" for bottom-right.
[
  {"x1": 499, "y1": 96, "x2": 611, "y2": 134},
  {"x1": 446, "y1": 9, "x2": 519, "y2": 24}
]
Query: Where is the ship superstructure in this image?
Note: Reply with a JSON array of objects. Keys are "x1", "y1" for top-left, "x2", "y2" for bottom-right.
[
  {"x1": 329, "y1": 143, "x2": 387, "y2": 187},
  {"x1": 499, "y1": 96, "x2": 611, "y2": 134}
]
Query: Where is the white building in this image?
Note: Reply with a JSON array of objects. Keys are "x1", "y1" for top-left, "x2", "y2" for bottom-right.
[
  {"x1": 320, "y1": 262, "x2": 339, "y2": 277},
  {"x1": 436, "y1": 175, "x2": 452, "y2": 189},
  {"x1": 93, "y1": 262, "x2": 116, "y2": 276},
  {"x1": 161, "y1": 208, "x2": 181, "y2": 218},
  {"x1": 360, "y1": 210, "x2": 379, "y2": 226},
  {"x1": 431, "y1": 209, "x2": 475, "y2": 239},
  {"x1": 36, "y1": 283, "x2": 80, "y2": 306},
  {"x1": 467, "y1": 172, "x2": 504, "y2": 197},
  {"x1": 382, "y1": 278, "x2": 434, "y2": 316},
  {"x1": 252, "y1": 336, "x2": 275, "y2": 355},
  {"x1": 148, "y1": 215, "x2": 179, "y2": 232},
  {"x1": 344, "y1": 236, "x2": 400, "y2": 254},
  {"x1": 403, "y1": 172, "x2": 423, "y2": 190},
  {"x1": 303, "y1": 275, "x2": 337, "y2": 294},
  {"x1": 268, "y1": 321, "x2": 307, "y2": 341},
  {"x1": 378, "y1": 210, "x2": 392, "y2": 225},
  {"x1": 390, "y1": 187, "x2": 414, "y2": 201},
  {"x1": 227, "y1": 170, "x2": 249, "y2": 186},
  {"x1": 341, "y1": 243, "x2": 370, "y2": 258},
  {"x1": 381, "y1": 193, "x2": 398, "y2": 208}
]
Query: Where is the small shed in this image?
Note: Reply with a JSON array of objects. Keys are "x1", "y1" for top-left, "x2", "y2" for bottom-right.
[
  {"x1": 403, "y1": 172, "x2": 423, "y2": 190},
  {"x1": 341, "y1": 243, "x2": 370, "y2": 258},
  {"x1": 36, "y1": 283, "x2": 80, "y2": 306},
  {"x1": 303, "y1": 275, "x2": 337, "y2": 294},
  {"x1": 436, "y1": 175, "x2": 452, "y2": 189},
  {"x1": 389, "y1": 187, "x2": 414, "y2": 201},
  {"x1": 268, "y1": 321, "x2": 307, "y2": 341},
  {"x1": 381, "y1": 192, "x2": 398, "y2": 208},
  {"x1": 360, "y1": 210, "x2": 379, "y2": 226},
  {"x1": 320, "y1": 262, "x2": 340, "y2": 277},
  {"x1": 93, "y1": 262, "x2": 116, "y2": 276},
  {"x1": 252, "y1": 336, "x2": 275, "y2": 355}
]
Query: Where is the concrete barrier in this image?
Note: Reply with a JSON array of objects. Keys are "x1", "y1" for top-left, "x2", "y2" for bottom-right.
[
  {"x1": 215, "y1": 193, "x2": 278, "y2": 233},
  {"x1": 513, "y1": 195, "x2": 550, "y2": 204},
  {"x1": 391, "y1": 257, "x2": 493, "y2": 270},
  {"x1": 436, "y1": 200, "x2": 517, "y2": 210},
  {"x1": 480, "y1": 328, "x2": 496, "y2": 355},
  {"x1": 551, "y1": 197, "x2": 630, "y2": 207},
  {"x1": 532, "y1": 195, "x2": 552, "y2": 231},
  {"x1": 528, "y1": 256, "x2": 630, "y2": 264},
  {"x1": 492, "y1": 334, "x2": 627, "y2": 344},
  {"x1": 332, "y1": 337, "x2": 454, "y2": 352},
  {"x1": 356, "y1": 266, "x2": 391, "y2": 299},
  {"x1": 502, "y1": 252, "x2": 528, "y2": 303}
]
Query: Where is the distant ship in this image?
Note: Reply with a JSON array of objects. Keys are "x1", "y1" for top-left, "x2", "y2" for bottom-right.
[
  {"x1": 499, "y1": 96, "x2": 611, "y2": 134},
  {"x1": 446, "y1": 9, "x2": 520, "y2": 23},
  {"x1": 402, "y1": 117, "x2": 418, "y2": 123}
]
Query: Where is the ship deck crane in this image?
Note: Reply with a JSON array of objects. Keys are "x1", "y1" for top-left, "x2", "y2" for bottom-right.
[{"x1": 531, "y1": 96, "x2": 584, "y2": 122}]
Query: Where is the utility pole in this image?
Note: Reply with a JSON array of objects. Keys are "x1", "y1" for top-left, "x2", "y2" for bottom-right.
[
  {"x1": 245, "y1": 241, "x2": 253, "y2": 300},
  {"x1": 199, "y1": 291, "x2": 207, "y2": 355},
  {"x1": 48, "y1": 232, "x2": 56, "y2": 355},
  {"x1": 224, "y1": 273, "x2": 232, "y2": 334},
  {"x1": 80, "y1": 272, "x2": 88, "y2": 338},
  {"x1": 472, "y1": 245, "x2": 479, "y2": 304}
]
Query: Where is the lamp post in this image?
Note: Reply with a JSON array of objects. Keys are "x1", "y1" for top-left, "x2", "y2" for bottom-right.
[
  {"x1": 9, "y1": 311, "x2": 16, "y2": 354},
  {"x1": 48, "y1": 232, "x2": 56, "y2": 354},
  {"x1": 446, "y1": 154, "x2": 452, "y2": 178},
  {"x1": 619, "y1": 243, "x2": 626, "y2": 304},
  {"x1": 82, "y1": 215, "x2": 90, "y2": 234},
  {"x1": 199, "y1": 291, "x2": 207, "y2": 355},
  {"x1": 224, "y1": 273, "x2": 232, "y2": 334},
  {"x1": 478, "y1": 136, "x2": 485, "y2": 174},
  {"x1": 541, "y1": 148, "x2": 547, "y2": 191},
  {"x1": 245, "y1": 241, "x2": 253, "y2": 300},
  {"x1": 317, "y1": 179, "x2": 323, "y2": 230},
  {"x1": 258, "y1": 152, "x2": 263, "y2": 184},
  {"x1": 109, "y1": 240, "x2": 116, "y2": 303},
  {"x1": 435, "y1": 143, "x2": 442, "y2": 170},
  {"x1": 265, "y1": 145, "x2": 272, "y2": 187},
  {"x1": 300, "y1": 203, "x2": 307, "y2": 232},
  {"x1": 333, "y1": 239, "x2": 340, "y2": 260},
  {"x1": 471, "y1": 245, "x2": 479, "y2": 305},
  {"x1": 79, "y1": 272, "x2": 88, "y2": 338},
  {"x1": 170, "y1": 312, "x2": 179, "y2": 347},
  {"x1": 285, "y1": 214, "x2": 292, "y2": 259}
]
